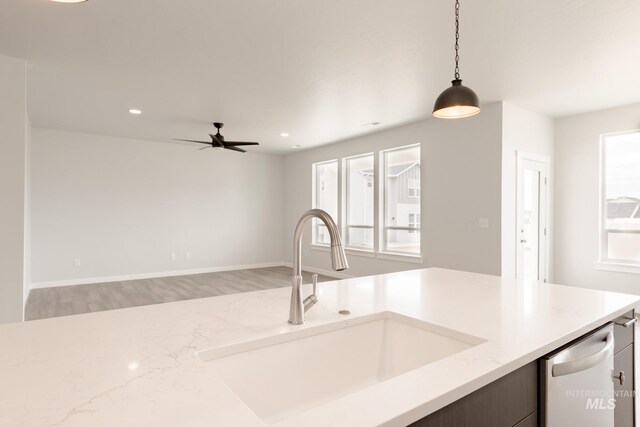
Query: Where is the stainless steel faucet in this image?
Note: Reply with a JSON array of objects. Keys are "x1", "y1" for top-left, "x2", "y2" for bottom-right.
[{"x1": 289, "y1": 209, "x2": 348, "y2": 325}]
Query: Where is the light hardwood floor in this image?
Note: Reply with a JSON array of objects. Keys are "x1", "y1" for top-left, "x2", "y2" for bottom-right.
[{"x1": 25, "y1": 266, "x2": 335, "y2": 321}]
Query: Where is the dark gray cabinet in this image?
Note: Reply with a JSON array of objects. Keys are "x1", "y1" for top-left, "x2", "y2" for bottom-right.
[
  {"x1": 614, "y1": 311, "x2": 636, "y2": 427},
  {"x1": 410, "y1": 361, "x2": 537, "y2": 427},
  {"x1": 614, "y1": 344, "x2": 634, "y2": 427},
  {"x1": 513, "y1": 411, "x2": 537, "y2": 427},
  {"x1": 614, "y1": 311, "x2": 635, "y2": 354}
]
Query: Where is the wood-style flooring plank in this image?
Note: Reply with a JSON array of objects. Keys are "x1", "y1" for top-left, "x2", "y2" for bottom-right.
[{"x1": 25, "y1": 267, "x2": 335, "y2": 321}]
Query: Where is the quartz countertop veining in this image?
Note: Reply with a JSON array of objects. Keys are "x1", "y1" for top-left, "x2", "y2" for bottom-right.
[{"x1": 1, "y1": 268, "x2": 639, "y2": 427}]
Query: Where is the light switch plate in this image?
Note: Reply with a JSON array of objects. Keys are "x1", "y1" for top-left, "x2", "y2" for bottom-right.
[{"x1": 479, "y1": 218, "x2": 489, "y2": 228}]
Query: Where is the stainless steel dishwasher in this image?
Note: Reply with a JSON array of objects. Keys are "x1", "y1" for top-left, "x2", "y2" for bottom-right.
[{"x1": 542, "y1": 323, "x2": 615, "y2": 427}]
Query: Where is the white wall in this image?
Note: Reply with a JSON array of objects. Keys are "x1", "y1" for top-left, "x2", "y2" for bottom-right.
[
  {"x1": 0, "y1": 54, "x2": 28, "y2": 323},
  {"x1": 283, "y1": 103, "x2": 503, "y2": 278},
  {"x1": 555, "y1": 102, "x2": 640, "y2": 294},
  {"x1": 31, "y1": 129, "x2": 285, "y2": 285},
  {"x1": 501, "y1": 102, "x2": 555, "y2": 279}
]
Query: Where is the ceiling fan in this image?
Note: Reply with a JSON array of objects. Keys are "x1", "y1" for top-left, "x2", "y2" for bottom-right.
[{"x1": 174, "y1": 122, "x2": 259, "y2": 153}]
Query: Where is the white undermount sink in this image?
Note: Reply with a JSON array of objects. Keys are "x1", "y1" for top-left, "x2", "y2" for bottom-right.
[{"x1": 197, "y1": 311, "x2": 485, "y2": 423}]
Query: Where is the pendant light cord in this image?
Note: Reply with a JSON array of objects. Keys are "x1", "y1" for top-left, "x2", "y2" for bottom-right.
[{"x1": 454, "y1": 0, "x2": 460, "y2": 80}]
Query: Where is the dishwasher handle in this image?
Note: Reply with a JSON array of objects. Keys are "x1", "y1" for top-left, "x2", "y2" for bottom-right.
[{"x1": 551, "y1": 332, "x2": 614, "y2": 378}]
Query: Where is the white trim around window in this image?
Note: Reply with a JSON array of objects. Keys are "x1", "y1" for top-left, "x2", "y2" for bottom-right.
[
  {"x1": 595, "y1": 261, "x2": 640, "y2": 275},
  {"x1": 598, "y1": 130, "x2": 640, "y2": 273}
]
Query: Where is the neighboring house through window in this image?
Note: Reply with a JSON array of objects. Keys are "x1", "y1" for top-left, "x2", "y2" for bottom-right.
[
  {"x1": 408, "y1": 178, "x2": 420, "y2": 198},
  {"x1": 408, "y1": 213, "x2": 420, "y2": 233}
]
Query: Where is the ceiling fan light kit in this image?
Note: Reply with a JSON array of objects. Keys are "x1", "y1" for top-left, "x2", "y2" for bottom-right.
[
  {"x1": 433, "y1": 0, "x2": 480, "y2": 119},
  {"x1": 174, "y1": 122, "x2": 260, "y2": 154}
]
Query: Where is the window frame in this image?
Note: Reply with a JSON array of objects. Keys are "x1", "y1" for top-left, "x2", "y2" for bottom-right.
[
  {"x1": 309, "y1": 144, "x2": 422, "y2": 262},
  {"x1": 343, "y1": 153, "x2": 375, "y2": 252},
  {"x1": 311, "y1": 159, "x2": 339, "y2": 247},
  {"x1": 380, "y1": 143, "x2": 422, "y2": 257},
  {"x1": 598, "y1": 130, "x2": 640, "y2": 273}
]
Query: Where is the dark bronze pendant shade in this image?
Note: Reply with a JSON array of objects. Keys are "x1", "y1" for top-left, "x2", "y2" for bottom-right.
[
  {"x1": 432, "y1": 79, "x2": 480, "y2": 119},
  {"x1": 433, "y1": 0, "x2": 480, "y2": 119}
]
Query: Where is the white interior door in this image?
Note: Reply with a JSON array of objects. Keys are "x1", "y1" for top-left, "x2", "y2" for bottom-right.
[{"x1": 517, "y1": 154, "x2": 549, "y2": 282}]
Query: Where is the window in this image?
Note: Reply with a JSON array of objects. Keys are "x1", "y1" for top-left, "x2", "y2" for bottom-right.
[
  {"x1": 382, "y1": 144, "x2": 421, "y2": 255},
  {"x1": 344, "y1": 154, "x2": 374, "y2": 251},
  {"x1": 408, "y1": 179, "x2": 420, "y2": 198},
  {"x1": 408, "y1": 213, "x2": 420, "y2": 233},
  {"x1": 312, "y1": 160, "x2": 338, "y2": 245},
  {"x1": 309, "y1": 144, "x2": 421, "y2": 260},
  {"x1": 601, "y1": 131, "x2": 640, "y2": 266}
]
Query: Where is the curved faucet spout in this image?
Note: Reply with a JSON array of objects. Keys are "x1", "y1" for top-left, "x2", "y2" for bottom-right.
[
  {"x1": 289, "y1": 209, "x2": 348, "y2": 325},
  {"x1": 293, "y1": 209, "x2": 348, "y2": 276}
]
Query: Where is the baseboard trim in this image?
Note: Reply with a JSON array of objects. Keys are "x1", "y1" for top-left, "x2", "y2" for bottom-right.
[
  {"x1": 23, "y1": 288, "x2": 29, "y2": 321},
  {"x1": 30, "y1": 262, "x2": 287, "y2": 289}
]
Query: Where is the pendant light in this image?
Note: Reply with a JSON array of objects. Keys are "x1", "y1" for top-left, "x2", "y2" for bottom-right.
[{"x1": 433, "y1": 0, "x2": 480, "y2": 119}]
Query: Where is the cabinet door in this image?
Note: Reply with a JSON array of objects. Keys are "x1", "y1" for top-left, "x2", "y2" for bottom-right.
[
  {"x1": 613, "y1": 311, "x2": 635, "y2": 355},
  {"x1": 514, "y1": 411, "x2": 537, "y2": 427},
  {"x1": 614, "y1": 344, "x2": 634, "y2": 427},
  {"x1": 410, "y1": 361, "x2": 537, "y2": 427}
]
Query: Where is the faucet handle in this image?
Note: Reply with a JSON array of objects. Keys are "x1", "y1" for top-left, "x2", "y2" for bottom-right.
[{"x1": 303, "y1": 274, "x2": 320, "y2": 313}]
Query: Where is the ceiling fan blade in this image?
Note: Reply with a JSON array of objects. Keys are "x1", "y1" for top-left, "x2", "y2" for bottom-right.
[
  {"x1": 224, "y1": 141, "x2": 260, "y2": 146},
  {"x1": 224, "y1": 146, "x2": 247, "y2": 153},
  {"x1": 174, "y1": 139, "x2": 211, "y2": 145}
]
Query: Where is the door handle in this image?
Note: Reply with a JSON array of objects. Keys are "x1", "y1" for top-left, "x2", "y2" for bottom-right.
[
  {"x1": 552, "y1": 332, "x2": 614, "y2": 377},
  {"x1": 614, "y1": 371, "x2": 625, "y2": 386},
  {"x1": 614, "y1": 317, "x2": 638, "y2": 328}
]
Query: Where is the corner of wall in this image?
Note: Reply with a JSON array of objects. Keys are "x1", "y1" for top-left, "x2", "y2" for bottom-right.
[
  {"x1": 23, "y1": 111, "x2": 32, "y2": 316},
  {"x1": 0, "y1": 54, "x2": 28, "y2": 324}
]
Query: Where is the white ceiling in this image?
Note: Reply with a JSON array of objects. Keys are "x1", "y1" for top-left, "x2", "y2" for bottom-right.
[{"x1": 1, "y1": 0, "x2": 639, "y2": 153}]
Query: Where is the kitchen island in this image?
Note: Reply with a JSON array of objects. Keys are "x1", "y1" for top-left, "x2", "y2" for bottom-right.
[{"x1": 1, "y1": 268, "x2": 638, "y2": 427}]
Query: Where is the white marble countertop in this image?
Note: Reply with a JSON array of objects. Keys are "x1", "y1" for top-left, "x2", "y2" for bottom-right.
[{"x1": 1, "y1": 268, "x2": 639, "y2": 427}]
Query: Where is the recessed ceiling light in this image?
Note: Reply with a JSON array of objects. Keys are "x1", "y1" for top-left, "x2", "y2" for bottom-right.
[
  {"x1": 290, "y1": 145, "x2": 301, "y2": 149},
  {"x1": 129, "y1": 109, "x2": 142, "y2": 115},
  {"x1": 280, "y1": 132, "x2": 290, "y2": 138},
  {"x1": 50, "y1": 0, "x2": 88, "y2": 3}
]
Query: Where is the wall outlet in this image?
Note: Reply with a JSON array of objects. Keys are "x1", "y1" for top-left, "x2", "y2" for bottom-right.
[
  {"x1": 73, "y1": 258, "x2": 81, "y2": 268},
  {"x1": 185, "y1": 252, "x2": 191, "y2": 260},
  {"x1": 479, "y1": 218, "x2": 490, "y2": 229},
  {"x1": 170, "y1": 253, "x2": 176, "y2": 261}
]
